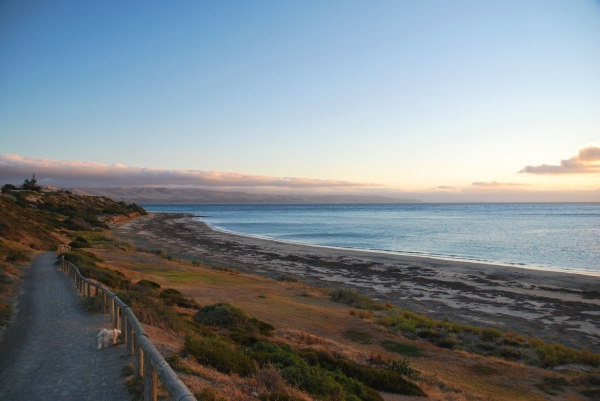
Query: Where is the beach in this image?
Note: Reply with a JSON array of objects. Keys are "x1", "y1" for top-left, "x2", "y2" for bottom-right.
[{"x1": 115, "y1": 212, "x2": 600, "y2": 353}]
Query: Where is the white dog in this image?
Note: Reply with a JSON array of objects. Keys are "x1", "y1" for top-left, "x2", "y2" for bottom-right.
[{"x1": 97, "y1": 328, "x2": 122, "y2": 350}]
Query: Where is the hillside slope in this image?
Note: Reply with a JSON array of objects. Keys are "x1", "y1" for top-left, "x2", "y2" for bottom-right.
[{"x1": 0, "y1": 190, "x2": 146, "y2": 326}]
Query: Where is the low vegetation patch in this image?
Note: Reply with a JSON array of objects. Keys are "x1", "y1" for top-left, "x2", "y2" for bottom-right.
[
  {"x1": 249, "y1": 341, "x2": 386, "y2": 401},
  {"x1": 183, "y1": 335, "x2": 256, "y2": 376},
  {"x1": 61, "y1": 249, "x2": 132, "y2": 290},
  {"x1": 194, "y1": 302, "x2": 274, "y2": 336},
  {"x1": 299, "y1": 349, "x2": 425, "y2": 397},
  {"x1": 375, "y1": 299, "x2": 600, "y2": 367},
  {"x1": 344, "y1": 329, "x2": 372, "y2": 344},
  {"x1": 331, "y1": 289, "x2": 389, "y2": 311},
  {"x1": 160, "y1": 288, "x2": 200, "y2": 309},
  {"x1": 380, "y1": 340, "x2": 425, "y2": 357}
]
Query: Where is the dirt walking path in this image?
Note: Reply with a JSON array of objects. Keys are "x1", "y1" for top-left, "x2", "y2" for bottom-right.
[{"x1": 0, "y1": 252, "x2": 131, "y2": 401}]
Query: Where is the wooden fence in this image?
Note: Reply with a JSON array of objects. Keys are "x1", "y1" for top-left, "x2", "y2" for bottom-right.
[{"x1": 60, "y1": 257, "x2": 197, "y2": 401}]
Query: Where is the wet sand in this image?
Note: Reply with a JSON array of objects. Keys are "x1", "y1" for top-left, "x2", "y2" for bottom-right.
[{"x1": 115, "y1": 213, "x2": 600, "y2": 352}]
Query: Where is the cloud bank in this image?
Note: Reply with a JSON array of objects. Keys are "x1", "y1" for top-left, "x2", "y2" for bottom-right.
[
  {"x1": 519, "y1": 145, "x2": 600, "y2": 175},
  {"x1": 471, "y1": 181, "x2": 528, "y2": 187},
  {"x1": 0, "y1": 154, "x2": 381, "y2": 189}
]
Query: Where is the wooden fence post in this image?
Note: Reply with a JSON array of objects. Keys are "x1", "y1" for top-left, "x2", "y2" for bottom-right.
[
  {"x1": 127, "y1": 321, "x2": 134, "y2": 356},
  {"x1": 114, "y1": 306, "x2": 120, "y2": 330},
  {"x1": 144, "y1": 354, "x2": 157, "y2": 401},
  {"x1": 109, "y1": 297, "x2": 114, "y2": 322},
  {"x1": 102, "y1": 292, "x2": 107, "y2": 314},
  {"x1": 134, "y1": 341, "x2": 143, "y2": 377},
  {"x1": 121, "y1": 312, "x2": 127, "y2": 344}
]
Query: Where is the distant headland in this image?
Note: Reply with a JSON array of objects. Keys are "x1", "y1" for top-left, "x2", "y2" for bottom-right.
[{"x1": 76, "y1": 187, "x2": 422, "y2": 204}]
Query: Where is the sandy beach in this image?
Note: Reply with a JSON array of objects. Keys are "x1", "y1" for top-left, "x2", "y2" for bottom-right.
[{"x1": 114, "y1": 213, "x2": 600, "y2": 353}]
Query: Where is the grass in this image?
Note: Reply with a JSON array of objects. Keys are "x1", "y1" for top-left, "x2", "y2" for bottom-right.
[
  {"x1": 331, "y1": 289, "x2": 389, "y2": 311},
  {"x1": 65, "y1": 217, "x2": 600, "y2": 401},
  {"x1": 344, "y1": 329, "x2": 372, "y2": 344},
  {"x1": 535, "y1": 376, "x2": 568, "y2": 396},
  {"x1": 468, "y1": 364, "x2": 498, "y2": 376},
  {"x1": 380, "y1": 340, "x2": 425, "y2": 357},
  {"x1": 193, "y1": 302, "x2": 274, "y2": 335},
  {"x1": 183, "y1": 335, "x2": 256, "y2": 376}
]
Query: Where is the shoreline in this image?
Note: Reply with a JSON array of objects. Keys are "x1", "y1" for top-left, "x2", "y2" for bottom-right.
[
  {"x1": 115, "y1": 212, "x2": 600, "y2": 352},
  {"x1": 203, "y1": 220, "x2": 600, "y2": 278}
]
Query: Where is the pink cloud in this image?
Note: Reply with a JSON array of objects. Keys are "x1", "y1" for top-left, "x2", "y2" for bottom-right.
[
  {"x1": 519, "y1": 145, "x2": 600, "y2": 175},
  {"x1": 471, "y1": 181, "x2": 528, "y2": 187},
  {"x1": 0, "y1": 154, "x2": 382, "y2": 189}
]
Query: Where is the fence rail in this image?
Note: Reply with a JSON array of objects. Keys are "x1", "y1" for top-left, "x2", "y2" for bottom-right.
[{"x1": 60, "y1": 257, "x2": 196, "y2": 401}]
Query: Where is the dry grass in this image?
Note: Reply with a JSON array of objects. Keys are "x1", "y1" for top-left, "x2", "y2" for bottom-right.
[{"x1": 87, "y1": 244, "x2": 596, "y2": 401}]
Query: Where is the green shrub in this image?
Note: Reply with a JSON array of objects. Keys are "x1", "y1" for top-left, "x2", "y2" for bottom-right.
[
  {"x1": 125, "y1": 376, "x2": 144, "y2": 401},
  {"x1": 184, "y1": 335, "x2": 255, "y2": 376},
  {"x1": 379, "y1": 340, "x2": 425, "y2": 357},
  {"x1": 331, "y1": 289, "x2": 388, "y2": 311},
  {"x1": 435, "y1": 336, "x2": 458, "y2": 350},
  {"x1": 300, "y1": 349, "x2": 425, "y2": 397},
  {"x1": 137, "y1": 280, "x2": 161, "y2": 289},
  {"x1": 388, "y1": 358, "x2": 420, "y2": 378},
  {"x1": 122, "y1": 363, "x2": 134, "y2": 377},
  {"x1": 117, "y1": 290, "x2": 188, "y2": 333},
  {"x1": 160, "y1": 288, "x2": 200, "y2": 309},
  {"x1": 79, "y1": 294, "x2": 104, "y2": 312},
  {"x1": 535, "y1": 342, "x2": 580, "y2": 367},
  {"x1": 277, "y1": 274, "x2": 299, "y2": 282},
  {"x1": 344, "y1": 329, "x2": 372, "y2": 344},
  {"x1": 482, "y1": 327, "x2": 503, "y2": 342},
  {"x1": 59, "y1": 251, "x2": 132, "y2": 290},
  {"x1": 194, "y1": 303, "x2": 273, "y2": 335},
  {"x1": 497, "y1": 346, "x2": 522, "y2": 360},
  {"x1": 250, "y1": 342, "x2": 383, "y2": 401},
  {"x1": 5, "y1": 249, "x2": 29, "y2": 262},
  {"x1": 68, "y1": 241, "x2": 90, "y2": 248},
  {"x1": 259, "y1": 393, "x2": 305, "y2": 401}
]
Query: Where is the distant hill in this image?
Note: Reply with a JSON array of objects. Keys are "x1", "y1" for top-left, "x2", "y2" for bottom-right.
[{"x1": 76, "y1": 187, "x2": 421, "y2": 204}]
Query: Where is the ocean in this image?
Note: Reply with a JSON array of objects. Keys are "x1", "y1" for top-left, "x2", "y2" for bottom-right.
[{"x1": 141, "y1": 203, "x2": 600, "y2": 275}]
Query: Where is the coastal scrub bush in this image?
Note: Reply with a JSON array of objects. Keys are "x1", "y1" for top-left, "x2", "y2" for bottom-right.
[
  {"x1": 79, "y1": 293, "x2": 104, "y2": 312},
  {"x1": 117, "y1": 290, "x2": 188, "y2": 333},
  {"x1": 299, "y1": 349, "x2": 425, "y2": 397},
  {"x1": 331, "y1": 289, "x2": 388, "y2": 311},
  {"x1": 183, "y1": 335, "x2": 255, "y2": 376},
  {"x1": 388, "y1": 358, "x2": 420, "y2": 378},
  {"x1": 69, "y1": 241, "x2": 90, "y2": 248},
  {"x1": 60, "y1": 250, "x2": 132, "y2": 290},
  {"x1": 259, "y1": 393, "x2": 305, "y2": 401},
  {"x1": 277, "y1": 274, "x2": 299, "y2": 282},
  {"x1": 160, "y1": 288, "x2": 200, "y2": 309},
  {"x1": 344, "y1": 329, "x2": 372, "y2": 344},
  {"x1": 250, "y1": 342, "x2": 384, "y2": 401},
  {"x1": 379, "y1": 340, "x2": 425, "y2": 357},
  {"x1": 5, "y1": 249, "x2": 29, "y2": 262},
  {"x1": 137, "y1": 279, "x2": 161, "y2": 289},
  {"x1": 194, "y1": 302, "x2": 273, "y2": 335},
  {"x1": 481, "y1": 327, "x2": 503, "y2": 342}
]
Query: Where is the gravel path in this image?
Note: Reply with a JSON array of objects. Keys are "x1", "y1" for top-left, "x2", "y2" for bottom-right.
[{"x1": 0, "y1": 252, "x2": 131, "y2": 400}]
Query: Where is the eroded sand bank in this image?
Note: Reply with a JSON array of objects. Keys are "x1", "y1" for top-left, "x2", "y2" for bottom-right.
[{"x1": 114, "y1": 213, "x2": 600, "y2": 352}]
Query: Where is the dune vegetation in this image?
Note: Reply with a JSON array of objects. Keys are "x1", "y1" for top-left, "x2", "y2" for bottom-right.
[{"x1": 2, "y1": 187, "x2": 600, "y2": 400}]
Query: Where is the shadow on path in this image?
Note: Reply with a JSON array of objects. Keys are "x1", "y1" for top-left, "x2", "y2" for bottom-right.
[{"x1": 0, "y1": 252, "x2": 131, "y2": 400}]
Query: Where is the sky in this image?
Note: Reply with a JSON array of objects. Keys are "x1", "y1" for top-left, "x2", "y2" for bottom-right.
[{"x1": 1, "y1": 1, "x2": 599, "y2": 201}]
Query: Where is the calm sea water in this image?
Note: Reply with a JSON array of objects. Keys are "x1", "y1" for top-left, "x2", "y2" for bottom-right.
[{"x1": 141, "y1": 204, "x2": 600, "y2": 275}]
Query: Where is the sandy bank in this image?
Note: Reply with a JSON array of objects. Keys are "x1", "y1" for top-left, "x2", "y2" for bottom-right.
[{"x1": 114, "y1": 213, "x2": 600, "y2": 352}]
